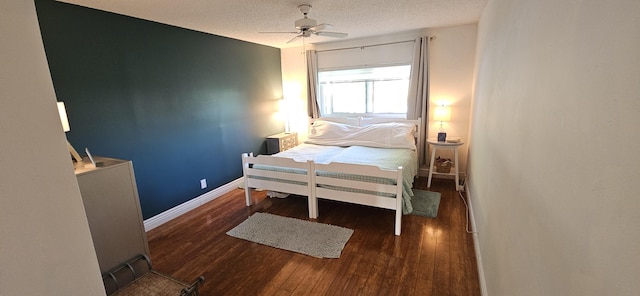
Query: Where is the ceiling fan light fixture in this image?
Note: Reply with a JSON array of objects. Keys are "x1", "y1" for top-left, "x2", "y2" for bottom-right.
[{"x1": 295, "y1": 17, "x2": 317, "y2": 30}]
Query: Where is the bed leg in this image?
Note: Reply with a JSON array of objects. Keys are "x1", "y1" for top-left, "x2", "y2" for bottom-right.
[
  {"x1": 242, "y1": 153, "x2": 253, "y2": 206},
  {"x1": 395, "y1": 209, "x2": 401, "y2": 236},
  {"x1": 308, "y1": 198, "x2": 316, "y2": 219},
  {"x1": 244, "y1": 185, "x2": 252, "y2": 206},
  {"x1": 308, "y1": 160, "x2": 318, "y2": 219},
  {"x1": 395, "y1": 168, "x2": 403, "y2": 236},
  {"x1": 308, "y1": 194, "x2": 318, "y2": 219}
]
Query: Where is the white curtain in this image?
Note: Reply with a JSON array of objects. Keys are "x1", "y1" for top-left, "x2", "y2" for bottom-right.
[
  {"x1": 407, "y1": 36, "x2": 430, "y2": 166},
  {"x1": 306, "y1": 50, "x2": 320, "y2": 118}
]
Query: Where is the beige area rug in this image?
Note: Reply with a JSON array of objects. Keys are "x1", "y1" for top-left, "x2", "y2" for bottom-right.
[{"x1": 227, "y1": 212, "x2": 354, "y2": 258}]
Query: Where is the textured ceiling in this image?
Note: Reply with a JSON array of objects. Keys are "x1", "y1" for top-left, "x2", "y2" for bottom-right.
[{"x1": 59, "y1": 0, "x2": 487, "y2": 48}]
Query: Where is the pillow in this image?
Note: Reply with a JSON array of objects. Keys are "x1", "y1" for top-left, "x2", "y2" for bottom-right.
[{"x1": 305, "y1": 120, "x2": 416, "y2": 150}]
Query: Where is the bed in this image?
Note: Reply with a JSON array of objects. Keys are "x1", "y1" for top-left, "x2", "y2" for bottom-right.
[{"x1": 241, "y1": 117, "x2": 421, "y2": 236}]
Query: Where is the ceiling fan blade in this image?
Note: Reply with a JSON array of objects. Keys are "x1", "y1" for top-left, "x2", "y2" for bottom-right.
[
  {"x1": 314, "y1": 31, "x2": 348, "y2": 38},
  {"x1": 286, "y1": 34, "x2": 303, "y2": 44},
  {"x1": 310, "y1": 23, "x2": 333, "y2": 32},
  {"x1": 259, "y1": 31, "x2": 300, "y2": 34}
]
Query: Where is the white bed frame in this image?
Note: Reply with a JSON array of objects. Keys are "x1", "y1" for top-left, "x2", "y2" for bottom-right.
[{"x1": 241, "y1": 117, "x2": 421, "y2": 236}]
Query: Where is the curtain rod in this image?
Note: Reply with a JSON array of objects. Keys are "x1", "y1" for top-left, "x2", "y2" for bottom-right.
[{"x1": 316, "y1": 39, "x2": 416, "y2": 53}]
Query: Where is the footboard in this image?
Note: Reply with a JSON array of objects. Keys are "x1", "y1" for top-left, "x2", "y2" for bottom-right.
[
  {"x1": 241, "y1": 153, "x2": 313, "y2": 216},
  {"x1": 241, "y1": 153, "x2": 405, "y2": 236},
  {"x1": 311, "y1": 162, "x2": 404, "y2": 236}
]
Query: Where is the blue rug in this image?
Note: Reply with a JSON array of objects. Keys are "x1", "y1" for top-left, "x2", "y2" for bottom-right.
[{"x1": 410, "y1": 189, "x2": 441, "y2": 218}]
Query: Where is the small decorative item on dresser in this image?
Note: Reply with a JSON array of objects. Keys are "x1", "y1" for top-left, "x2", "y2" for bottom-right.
[{"x1": 435, "y1": 157, "x2": 453, "y2": 173}]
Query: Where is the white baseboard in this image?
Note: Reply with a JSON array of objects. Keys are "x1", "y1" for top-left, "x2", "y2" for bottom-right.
[
  {"x1": 143, "y1": 177, "x2": 244, "y2": 232},
  {"x1": 466, "y1": 181, "x2": 488, "y2": 296}
]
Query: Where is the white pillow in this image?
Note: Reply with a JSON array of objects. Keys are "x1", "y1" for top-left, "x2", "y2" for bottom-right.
[{"x1": 305, "y1": 120, "x2": 416, "y2": 150}]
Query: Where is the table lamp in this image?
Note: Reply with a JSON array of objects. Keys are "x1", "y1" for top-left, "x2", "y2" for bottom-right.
[
  {"x1": 57, "y1": 102, "x2": 83, "y2": 163},
  {"x1": 434, "y1": 105, "x2": 451, "y2": 142}
]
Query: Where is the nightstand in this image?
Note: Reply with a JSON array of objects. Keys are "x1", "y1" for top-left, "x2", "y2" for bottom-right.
[
  {"x1": 266, "y1": 132, "x2": 298, "y2": 154},
  {"x1": 426, "y1": 138, "x2": 464, "y2": 191}
]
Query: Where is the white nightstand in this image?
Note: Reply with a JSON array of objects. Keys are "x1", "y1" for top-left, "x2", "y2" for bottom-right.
[
  {"x1": 266, "y1": 132, "x2": 298, "y2": 154},
  {"x1": 426, "y1": 138, "x2": 464, "y2": 191}
]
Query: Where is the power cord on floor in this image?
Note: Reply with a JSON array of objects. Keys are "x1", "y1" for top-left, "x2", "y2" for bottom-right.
[{"x1": 457, "y1": 182, "x2": 478, "y2": 234}]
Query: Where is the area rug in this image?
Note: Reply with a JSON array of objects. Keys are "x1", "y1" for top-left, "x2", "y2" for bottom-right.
[
  {"x1": 410, "y1": 189, "x2": 441, "y2": 218},
  {"x1": 226, "y1": 212, "x2": 353, "y2": 258}
]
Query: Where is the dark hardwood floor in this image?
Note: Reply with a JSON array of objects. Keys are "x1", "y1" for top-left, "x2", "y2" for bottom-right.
[{"x1": 147, "y1": 177, "x2": 481, "y2": 295}]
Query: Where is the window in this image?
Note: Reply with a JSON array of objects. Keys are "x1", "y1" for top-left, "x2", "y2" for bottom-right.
[{"x1": 317, "y1": 65, "x2": 411, "y2": 117}]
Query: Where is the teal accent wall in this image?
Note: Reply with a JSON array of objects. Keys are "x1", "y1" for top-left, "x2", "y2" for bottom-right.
[{"x1": 35, "y1": 0, "x2": 284, "y2": 219}]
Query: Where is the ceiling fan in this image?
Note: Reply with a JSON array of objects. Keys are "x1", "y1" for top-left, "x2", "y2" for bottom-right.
[{"x1": 261, "y1": 4, "x2": 348, "y2": 44}]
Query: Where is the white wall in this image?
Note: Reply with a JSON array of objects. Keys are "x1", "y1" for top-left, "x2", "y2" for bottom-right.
[
  {"x1": 0, "y1": 1, "x2": 105, "y2": 295},
  {"x1": 469, "y1": 0, "x2": 640, "y2": 295},
  {"x1": 280, "y1": 46, "x2": 309, "y2": 140},
  {"x1": 280, "y1": 24, "x2": 477, "y2": 175},
  {"x1": 426, "y1": 24, "x2": 477, "y2": 175}
]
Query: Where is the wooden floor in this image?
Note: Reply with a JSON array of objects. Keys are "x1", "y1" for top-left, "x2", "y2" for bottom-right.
[{"x1": 147, "y1": 177, "x2": 481, "y2": 295}]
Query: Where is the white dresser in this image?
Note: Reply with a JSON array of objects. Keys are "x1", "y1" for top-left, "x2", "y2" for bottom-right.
[{"x1": 74, "y1": 156, "x2": 149, "y2": 273}]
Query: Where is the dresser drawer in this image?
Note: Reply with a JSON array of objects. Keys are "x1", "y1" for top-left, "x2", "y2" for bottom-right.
[{"x1": 280, "y1": 135, "x2": 297, "y2": 151}]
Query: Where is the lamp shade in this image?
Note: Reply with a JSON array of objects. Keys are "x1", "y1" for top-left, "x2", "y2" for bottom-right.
[
  {"x1": 434, "y1": 106, "x2": 451, "y2": 122},
  {"x1": 57, "y1": 102, "x2": 70, "y2": 132}
]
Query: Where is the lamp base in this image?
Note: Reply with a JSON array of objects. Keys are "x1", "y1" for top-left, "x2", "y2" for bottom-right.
[{"x1": 437, "y1": 132, "x2": 447, "y2": 142}]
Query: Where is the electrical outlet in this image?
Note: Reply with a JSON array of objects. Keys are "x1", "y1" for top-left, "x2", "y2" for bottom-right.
[{"x1": 200, "y1": 178, "x2": 207, "y2": 189}]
